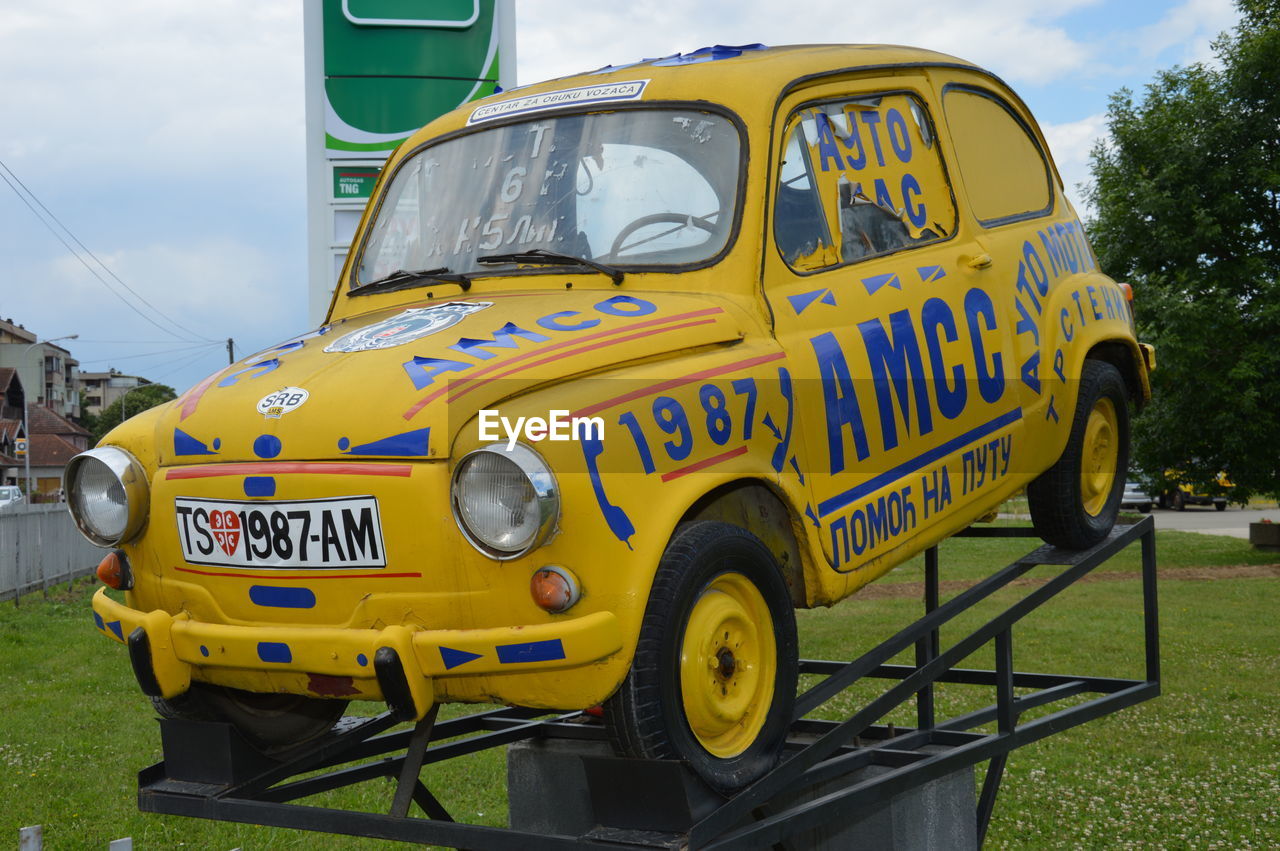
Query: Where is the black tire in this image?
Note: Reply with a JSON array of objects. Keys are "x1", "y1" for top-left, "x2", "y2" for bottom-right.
[
  {"x1": 605, "y1": 522, "x2": 798, "y2": 794},
  {"x1": 152, "y1": 684, "x2": 347, "y2": 752},
  {"x1": 1028, "y1": 360, "x2": 1130, "y2": 549},
  {"x1": 1215, "y1": 501, "x2": 1227, "y2": 512},
  {"x1": 1139, "y1": 502, "x2": 1152, "y2": 514}
]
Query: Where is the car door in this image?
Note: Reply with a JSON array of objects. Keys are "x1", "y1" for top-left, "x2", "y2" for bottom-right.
[{"x1": 764, "y1": 74, "x2": 1022, "y2": 588}]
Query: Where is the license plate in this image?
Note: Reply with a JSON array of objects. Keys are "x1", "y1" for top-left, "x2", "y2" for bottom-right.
[{"x1": 174, "y1": 496, "x2": 386, "y2": 569}]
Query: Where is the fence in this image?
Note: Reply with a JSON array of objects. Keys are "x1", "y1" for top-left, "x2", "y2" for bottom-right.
[{"x1": 0, "y1": 503, "x2": 102, "y2": 602}]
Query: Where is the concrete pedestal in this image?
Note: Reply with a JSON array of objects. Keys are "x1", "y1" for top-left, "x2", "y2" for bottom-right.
[{"x1": 508, "y1": 738, "x2": 977, "y2": 849}]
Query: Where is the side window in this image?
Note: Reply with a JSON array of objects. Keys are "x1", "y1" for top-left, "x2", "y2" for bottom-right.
[
  {"x1": 942, "y1": 87, "x2": 1053, "y2": 225},
  {"x1": 773, "y1": 92, "x2": 955, "y2": 273}
]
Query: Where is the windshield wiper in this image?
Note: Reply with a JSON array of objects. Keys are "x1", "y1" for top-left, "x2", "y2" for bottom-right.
[
  {"x1": 352, "y1": 267, "x2": 471, "y2": 296},
  {"x1": 477, "y1": 249, "x2": 623, "y2": 286}
]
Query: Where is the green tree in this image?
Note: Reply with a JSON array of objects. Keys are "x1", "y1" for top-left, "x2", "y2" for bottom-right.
[
  {"x1": 92, "y1": 383, "x2": 177, "y2": 444},
  {"x1": 1088, "y1": 0, "x2": 1280, "y2": 500}
]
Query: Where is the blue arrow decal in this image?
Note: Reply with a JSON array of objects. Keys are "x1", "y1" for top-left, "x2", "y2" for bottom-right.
[
  {"x1": 786, "y1": 288, "x2": 836, "y2": 315},
  {"x1": 861, "y1": 273, "x2": 902, "y2": 295},
  {"x1": 173, "y1": 428, "x2": 218, "y2": 456},
  {"x1": 439, "y1": 646, "x2": 484, "y2": 670},
  {"x1": 916, "y1": 264, "x2": 947, "y2": 282}
]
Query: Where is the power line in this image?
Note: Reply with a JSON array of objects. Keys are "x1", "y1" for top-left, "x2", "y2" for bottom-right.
[
  {"x1": 76, "y1": 341, "x2": 223, "y2": 365},
  {"x1": 0, "y1": 158, "x2": 218, "y2": 344},
  {"x1": 148, "y1": 347, "x2": 226, "y2": 385},
  {"x1": 65, "y1": 339, "x2": 210, "y2": 345}
]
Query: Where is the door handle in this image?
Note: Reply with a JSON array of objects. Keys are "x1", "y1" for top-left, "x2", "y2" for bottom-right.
[{"x1": 967, "y1": 253, "x2": 993, "y2": 270}]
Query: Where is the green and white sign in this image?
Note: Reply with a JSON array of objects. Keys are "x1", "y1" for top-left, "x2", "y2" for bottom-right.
[
  {"x1": 322, "y1": 0, "x2": 506, "y2": 156},
  {"x1": 332, "y1": 166, "x2": 381, "y2": 200},
  {"x1": 305, "y1": 0, "x2": 515, "y2": 324}
]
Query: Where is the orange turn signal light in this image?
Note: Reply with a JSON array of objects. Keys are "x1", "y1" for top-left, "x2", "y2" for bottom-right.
[
  {"x1": 531, "y1": 565, "x2": 579, "y2": 613},
  {"x1": 1119, "y1": 282, "x2": 1134, "y2": 302},
  {"x1": 96, "y1": 550, "x2": 132, "y2": 590}
]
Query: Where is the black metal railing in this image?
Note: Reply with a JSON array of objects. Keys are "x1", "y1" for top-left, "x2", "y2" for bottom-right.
[{"x1": 136, "y1": 517, "x2": 1160, "y2": 849}]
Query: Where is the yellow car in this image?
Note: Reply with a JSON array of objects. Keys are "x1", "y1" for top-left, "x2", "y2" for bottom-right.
[
  {"x1": 1160, "y1": 470, "x2": 1231, "y2": 511},
  {"x1": 67, "y1": 44, "x2": 1152, "y2": 792}
]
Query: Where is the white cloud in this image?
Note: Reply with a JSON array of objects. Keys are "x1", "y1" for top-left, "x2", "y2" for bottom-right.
[
  {"x1": 17, "y1": 237, "x2": 297, "y2": 389},
  {"x1": 1041, "y1": 112, "x2": 1109, "y2": 217},
  {"x1": 1138, "y1": 0, "x2": 1238, "y2": 65},
  {"x1": 514, "y1": 0, "x2": 1102, "y2": 89},
  {"x1": 0, "y1": 1, "x2": 303, "y2": 179}
]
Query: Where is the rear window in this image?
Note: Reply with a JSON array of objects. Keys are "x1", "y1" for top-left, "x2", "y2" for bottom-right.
[{"x1": 942, "y1": 87, "x2": 1053, "y2": 226}]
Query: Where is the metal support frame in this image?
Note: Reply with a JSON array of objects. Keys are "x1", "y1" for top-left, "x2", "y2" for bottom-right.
[{"x1": 136, "y1": 518, "x2": 1160, "y2": 849}]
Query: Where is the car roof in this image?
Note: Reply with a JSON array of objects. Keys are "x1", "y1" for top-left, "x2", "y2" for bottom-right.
[{"x1": 411, "y1": 43, "x2": 993, "y2": 142}]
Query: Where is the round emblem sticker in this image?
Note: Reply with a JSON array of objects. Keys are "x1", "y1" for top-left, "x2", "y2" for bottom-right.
[
  {"x1": 257, "y1": 387, "x2": 310, "y2": 419},
  {"x1": 323, "y1": 302, "x2": 492, "y2": 353}
]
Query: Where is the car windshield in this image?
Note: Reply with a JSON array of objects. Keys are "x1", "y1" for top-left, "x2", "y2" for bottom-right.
[{"x1": 354, "y1": 108, "x2": 742, "y2": 286}]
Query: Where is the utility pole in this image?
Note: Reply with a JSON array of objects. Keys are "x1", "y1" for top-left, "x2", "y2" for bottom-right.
[{"x1": 226, "y1": 338, "x2": 235, "y2": 364}]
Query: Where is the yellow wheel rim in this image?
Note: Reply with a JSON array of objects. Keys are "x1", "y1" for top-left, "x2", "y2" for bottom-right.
[
  {"x1": 1080, "y1": 396, "x2": 1119, "y2": 517},
  {"x1": 679, "y1": 572, "x2": 776, "y2": 758}
]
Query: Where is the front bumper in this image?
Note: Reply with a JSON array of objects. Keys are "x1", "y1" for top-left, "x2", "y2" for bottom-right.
[{"x1": 93, "y1": 588, "x2": 622, "y2": 720}]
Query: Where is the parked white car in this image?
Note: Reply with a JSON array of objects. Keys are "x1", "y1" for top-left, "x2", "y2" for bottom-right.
[
  {"x1": 0, "y1": 485, "x2": 25, "y2": 510},
  {"x1": 1121, "y1": 480, "x2": 1152, "y2": 513}
]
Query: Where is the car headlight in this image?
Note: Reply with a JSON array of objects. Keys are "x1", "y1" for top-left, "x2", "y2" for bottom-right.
[
  {"x1": 64, "y1": 447, "x2": 149, "y2": 547},
  {"x1": 451, "y1": 443, "x2": 558, "y2": 559}
]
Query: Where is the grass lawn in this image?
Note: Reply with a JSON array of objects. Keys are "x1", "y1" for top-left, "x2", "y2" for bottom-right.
[{"x1": 1, "y1": 526, "x2": 1276, "y2": 849}]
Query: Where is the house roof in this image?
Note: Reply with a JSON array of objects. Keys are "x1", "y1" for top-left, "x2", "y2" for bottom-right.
[
  {"x1": 0, "y1": 419, "x2": 21, "y2": 440},
  {"x1": 28, "y1": 433, "x2": 81, "y2": 467},
  {"x1": 0, "y1": 319, "x2": 37, "y2": 344},
  {"x1": 27, "y1": 405, "x2": 91, "y2": 438},
  {"x1": 0, "y1": 367, "x2": 17, "y2": 393}
]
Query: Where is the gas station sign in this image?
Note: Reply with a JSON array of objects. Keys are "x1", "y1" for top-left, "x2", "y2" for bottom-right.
[{"x1": 305, "y1": 0, "x2": 515, "y2": 324}]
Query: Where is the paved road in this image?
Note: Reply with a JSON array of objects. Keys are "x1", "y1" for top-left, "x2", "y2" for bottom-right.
[{"x1": 1146, "y1": 505, "x2": 1279, "y2": 539}]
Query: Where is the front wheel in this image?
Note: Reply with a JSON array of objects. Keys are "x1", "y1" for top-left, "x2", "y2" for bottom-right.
[
  {"x1": 152, "y1": 684, "x2": 347, "y2": 752},
  {"x1": 605, "y1": 522, "x2": 798, "y2": 794},
  {"x1": 1028, "y1": 360, "x2": 1130, "y2": 549}
]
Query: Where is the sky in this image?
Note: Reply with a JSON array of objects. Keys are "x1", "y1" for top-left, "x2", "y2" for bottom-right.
[{"x1": 0, "y1": 0, "x2": 1240, "y2": 398}]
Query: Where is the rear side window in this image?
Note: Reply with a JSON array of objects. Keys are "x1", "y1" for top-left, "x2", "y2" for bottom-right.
[
  {"x1": 942, "y1": 87, "x2": 1053, "y2": 226},
  {"x1": 774, "y1": 92, "x2": 956, "y2": 273}
]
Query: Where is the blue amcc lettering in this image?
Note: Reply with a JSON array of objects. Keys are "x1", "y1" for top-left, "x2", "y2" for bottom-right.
[{"x1": 858, "y1": 309, "x2": 934, "y2": 452}]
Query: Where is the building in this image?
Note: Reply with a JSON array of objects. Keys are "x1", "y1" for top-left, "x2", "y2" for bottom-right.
[
  {"x1": 0, "y1": 368, "x2": 26, "y2": 487},
  {"x1": 0, "y1": 318, "x2": 81, "y2": 421},
  {"x1": 24, "y1": 404, "x2": 92, "y2": 498},
  {"x1": 79, "y1": 369, "x2": 153, "y2": 418}
]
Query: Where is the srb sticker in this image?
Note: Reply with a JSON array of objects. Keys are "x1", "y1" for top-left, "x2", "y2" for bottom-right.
[{"x1": 257, "y1": 387, "x2": 310, "y2": 418}]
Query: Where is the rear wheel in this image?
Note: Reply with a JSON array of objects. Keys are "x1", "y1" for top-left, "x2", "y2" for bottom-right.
[
  {"x1": 1215, "y1": 501, "x2": 1227, "y2": 512},
  {"x1": 1028, "y1": 360, "x2": 1130, "y2": 549},
  {"x1": 152, "y1": 684, "x2": 347, "y2": 752},
  {"x1": 605, "y1": 522, "x2": 797, "y2": 793}
]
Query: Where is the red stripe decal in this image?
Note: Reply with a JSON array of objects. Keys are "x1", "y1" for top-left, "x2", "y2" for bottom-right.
[
  {"x1": 660, "y1": 445, "x2": 750, "y2": 482},
  {"x1": 174, "y1": 565, "x2": 421, "y2": 580},
  {"x1": 178, "y1": 370, "x2": 224, "y2": 421},
  {"x1": 572, "y1": 352, "x2": 787, "y2": 418},
  {"x1": 446, "y1": 318, "x2": 719, "y2": 404},
  {"x1": 402, "y1": 307, "x2": 725, "y2": 420},
  {"x1": 165, "y1": 462, "x2": 413, "y2": 479}
]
